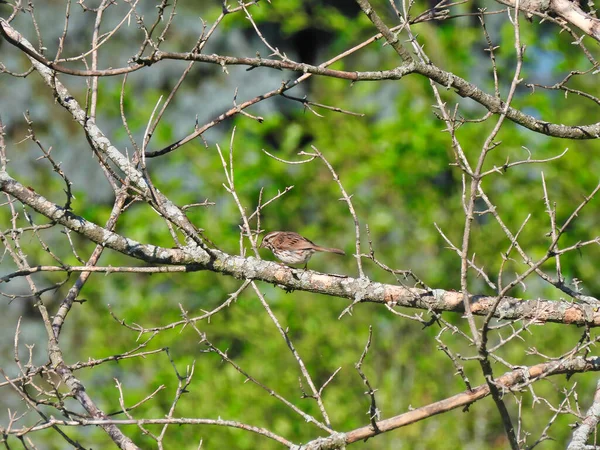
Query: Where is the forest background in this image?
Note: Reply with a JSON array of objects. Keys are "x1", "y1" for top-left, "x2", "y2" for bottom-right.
[{"x1": 2, "y1": 0, "x2": 600, "y2": 449}]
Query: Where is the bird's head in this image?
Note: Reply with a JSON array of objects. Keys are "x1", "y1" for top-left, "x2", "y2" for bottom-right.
[{"x1": 259, "y1": 231, "x2": 278, "y2": 250}]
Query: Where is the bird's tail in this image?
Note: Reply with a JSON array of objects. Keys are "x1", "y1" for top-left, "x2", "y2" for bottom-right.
[{"x1": 314, "y1": 246, "x2": 345, "y2": 255}]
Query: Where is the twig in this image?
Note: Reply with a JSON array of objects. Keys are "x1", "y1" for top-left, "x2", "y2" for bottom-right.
[{"x1": 355, "y1": 326, "x2": 380, "y2": 433}]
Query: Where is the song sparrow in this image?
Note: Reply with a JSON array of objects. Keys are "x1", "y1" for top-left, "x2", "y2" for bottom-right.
[{"x1": 260, "y1": 231, "x2": 345, "y2": 267}]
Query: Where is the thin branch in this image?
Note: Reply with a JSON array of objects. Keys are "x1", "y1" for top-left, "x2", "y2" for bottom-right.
[{"x1": 355, "y1": 326, "x2": 380, "y2": 433}]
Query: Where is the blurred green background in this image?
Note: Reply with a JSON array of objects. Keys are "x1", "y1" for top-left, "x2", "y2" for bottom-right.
[{"x1": 1, "y1": 1, "x2": 600, "y2": 448}]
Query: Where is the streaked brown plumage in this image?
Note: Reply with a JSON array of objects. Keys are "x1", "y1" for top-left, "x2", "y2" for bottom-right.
[{"x1": 259, "y1": 231, "x2": 345, "y2": 267}]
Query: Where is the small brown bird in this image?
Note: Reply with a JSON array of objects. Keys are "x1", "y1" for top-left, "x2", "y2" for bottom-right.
[{"x1": 260, "y1": 231, "x2": 345, "y2": 268}]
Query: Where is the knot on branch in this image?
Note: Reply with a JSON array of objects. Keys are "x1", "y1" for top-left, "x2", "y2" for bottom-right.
[
  {"x1": 520, "y1": 0, "x2": 551, "y2": 12},
  {"x1": 295, "y1": 432, "x2": 348, "y2": 450}
]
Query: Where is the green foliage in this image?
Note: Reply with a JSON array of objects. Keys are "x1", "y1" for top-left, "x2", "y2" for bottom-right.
[{"x1": 3, "y1": 2, "x2": 600, "y2": 449}]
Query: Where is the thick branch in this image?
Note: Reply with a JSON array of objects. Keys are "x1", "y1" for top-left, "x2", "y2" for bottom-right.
[
  {"x1": 2, "y1": 170, "x2": 600, "y2": 328},
  {"x1": 2, "y1": 20, "x2": 599, "y2": 141},
  {"x1": 147, "y1": 53, "x2": 600, "y2": 139},
  {"x1": 498, "y1": 0, "x2": 600, "y2": 41},
  {"x1": 0, "y1": 171, "x2": 193, "y2": 265},
  {"x1": 551, "y1": 0, "x2": 600, "y2": 41},
  {"x1": 414, "y1": 63, "x2": 600, "y2": 139},
  {"x1": 568, "y1": 378, "x2": 600, "y2": 449},
  {"x1": 301, "y1": 357, "x2": 600, "y2": 449}
]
